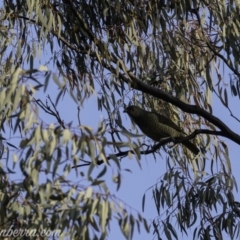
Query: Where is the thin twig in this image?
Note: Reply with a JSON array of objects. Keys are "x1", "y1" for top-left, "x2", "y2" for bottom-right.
[
  {"x1": 72, "y1": 129, "x2": 224, "y2": 168},
  {"x1": 33, "y1": 96, "x2": 65, "y2": 129}
]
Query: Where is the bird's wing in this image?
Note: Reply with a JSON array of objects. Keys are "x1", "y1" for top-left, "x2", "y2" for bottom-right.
[{"x1": 154, "y1": 112, "x2": 183, "y2": 132}]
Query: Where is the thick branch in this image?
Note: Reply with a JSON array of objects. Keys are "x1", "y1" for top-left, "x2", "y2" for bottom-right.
[{"x1": 116, "y1": 71, "x2": 240, "y2": 145}]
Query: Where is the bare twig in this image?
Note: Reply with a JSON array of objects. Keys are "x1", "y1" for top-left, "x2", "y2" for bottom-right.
[
  {"x1": 72, "y1": 129, "x2": 224, "y2": 168},
  {"x1": 34, "y1": 95, "x2": 65, "y2": 129}
]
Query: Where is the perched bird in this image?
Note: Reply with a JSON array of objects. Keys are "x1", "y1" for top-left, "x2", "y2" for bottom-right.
[{"x1": 124, "y1": 105, "x2": 199, "y2": 155}]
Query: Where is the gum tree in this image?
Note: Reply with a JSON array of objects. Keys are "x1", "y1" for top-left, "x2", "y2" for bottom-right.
[{"x1": 1, "y1": 0, "x2": 240, "y2": 239}]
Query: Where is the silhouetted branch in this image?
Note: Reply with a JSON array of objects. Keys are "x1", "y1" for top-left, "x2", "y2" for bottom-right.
[
  {"x1": 123, "y1": 72, "x2": 240, "y2": 145},
  {"x1": 72, "y1": 129, "x2": 224, "y2": 168},
  {"x1": 34, "y1": 95, "x2": 65, "y2": 129}
]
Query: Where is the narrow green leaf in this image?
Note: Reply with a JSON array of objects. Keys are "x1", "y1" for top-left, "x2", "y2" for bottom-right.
[
  {"x1": 142, "y1": 193, "x2": 145, "y2": 212},
  {"x1": 6, "y1": 142, "x2": 18, "y2": 149},
  {"x1": 96, "y1": 166, "x2": 107, "y2": 179},
  {"x1": 224, "y1": 88, "x2": 228, "y2": 107}
]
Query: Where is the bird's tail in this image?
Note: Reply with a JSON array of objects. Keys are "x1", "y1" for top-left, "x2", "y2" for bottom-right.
[{"x1": 183, "y1": 141, "x2": 200, "y2": 155}]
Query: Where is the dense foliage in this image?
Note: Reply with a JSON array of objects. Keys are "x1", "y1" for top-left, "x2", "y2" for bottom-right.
[{"x1": 0, "y1": 0, "x2": 240, "y2": 239}]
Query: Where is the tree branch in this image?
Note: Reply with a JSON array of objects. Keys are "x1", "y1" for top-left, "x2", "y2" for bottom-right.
[
  {"x1": 72, "y1": 129, "x2": 224, "y2": 168},
  {"x1": 34, "y1": 95, "x2": 65, "y2": 129},
  {"x1": 117, "y1": 71, "x2": 240, "y2": 145}
]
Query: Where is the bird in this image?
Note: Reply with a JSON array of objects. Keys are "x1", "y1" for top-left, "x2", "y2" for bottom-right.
[{"x1": 124, "y1": 105, "x2": 199, "y2": 155}]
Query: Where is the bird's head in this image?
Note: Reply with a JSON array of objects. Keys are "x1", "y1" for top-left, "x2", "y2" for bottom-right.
[{"x1": 123, "y1": 105, "x2": 144, "y2": 118}]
